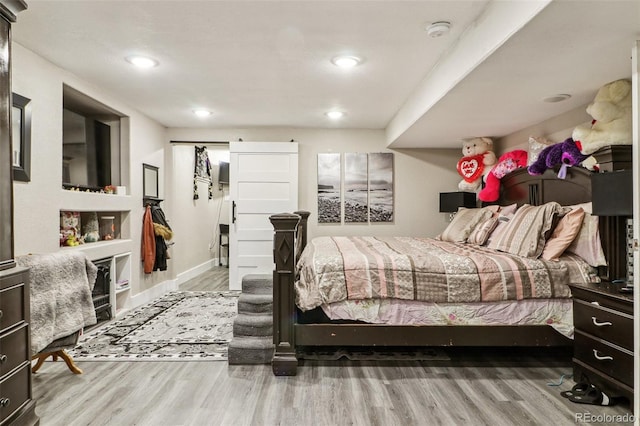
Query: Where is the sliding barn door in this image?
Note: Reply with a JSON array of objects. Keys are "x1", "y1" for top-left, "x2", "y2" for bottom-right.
[{"x1": 229, "y1": 142, "x2": 298, "y2": 290}]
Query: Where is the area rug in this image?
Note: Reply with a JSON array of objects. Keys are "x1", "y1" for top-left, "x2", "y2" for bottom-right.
[{"x1": 67, "y1": 291, "x2": 239, "y2": 361}]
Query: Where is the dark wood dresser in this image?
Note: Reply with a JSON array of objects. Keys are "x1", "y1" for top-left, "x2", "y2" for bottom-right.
[
  {"x1": 0, "y1": 267, "x2": 37, "y2": 426},
  {"x1": 569, "y1": 282, "x2": 633, "y2": 402}
]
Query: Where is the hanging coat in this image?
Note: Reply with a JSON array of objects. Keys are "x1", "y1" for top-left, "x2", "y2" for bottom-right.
[
  {"x1": 142, "y1": 205, "x2": 156, "y2": 274},
  {"x1": 151, "y1": 204, "x2": 172, "y2": 271}
]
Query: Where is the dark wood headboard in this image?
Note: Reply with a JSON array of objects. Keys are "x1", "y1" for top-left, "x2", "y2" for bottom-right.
[{"x1": 496, "y1": 166, "x2": 592, "y2": 207}]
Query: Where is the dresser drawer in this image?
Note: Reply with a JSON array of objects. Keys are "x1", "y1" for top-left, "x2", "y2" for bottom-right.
[
  {"x1": 573, "y1": 299, "x2": 633, "y2": 350},
  {"x1": 0, "y1": 324, "x2": 28, "y2": 378},
  {"x1": 574, "y1": 330, "x2": 633, "y2": 387},
  {"x1": 0, "y1": 283, "x2": 26, "y2": 334},
  {"x1": 0, "y1": 362, "x2": 30, "y2": 424}
]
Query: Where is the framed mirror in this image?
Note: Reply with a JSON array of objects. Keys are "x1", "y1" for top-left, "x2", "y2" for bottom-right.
[
  {"x1": 12, "y1": 93, "x2": 31, "y2": 182},
  {"x1": 143, "y1": 163, "x2": 159, "y2": 199}
]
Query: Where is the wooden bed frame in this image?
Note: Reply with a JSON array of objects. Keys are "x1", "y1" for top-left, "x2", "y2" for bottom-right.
[{"x1": 269, "y1": 166, "x2": 610, "y2": 376}]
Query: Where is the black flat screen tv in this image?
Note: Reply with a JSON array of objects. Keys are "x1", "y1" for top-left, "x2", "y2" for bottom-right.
[{"x1": 218, "y1": 161, "x2": 229, "y2": 185}]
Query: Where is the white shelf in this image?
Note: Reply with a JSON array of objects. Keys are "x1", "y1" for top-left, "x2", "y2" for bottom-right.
[
  {"x1": 60, "y1": 189, "x2": 132, "y2": 212},
  {"x1": 115, "y1": 285, "x2": 130, "y2": 294},
  {"x1": 61, "y1": 239, "x2": 133, "y2": 261},
  {"x1": 112, "y1": 252, "x2": 132, "y2": 317}
]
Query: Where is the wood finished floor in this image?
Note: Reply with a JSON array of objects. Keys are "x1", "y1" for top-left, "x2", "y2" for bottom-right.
[{"x1": 32, "y1": 267, "x2": 633, "y2": 426}]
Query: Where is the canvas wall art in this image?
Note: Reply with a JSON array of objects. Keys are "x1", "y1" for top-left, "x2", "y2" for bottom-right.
[
  {"x1": 317, "y1": 153, "x2": 341, "y2": 223},
  {"x1": 344, "y1": 152, "x2": 368, "y2": 223},
  {"x1": 368, "y1": 152, "x2": 394, "y2": 222}
]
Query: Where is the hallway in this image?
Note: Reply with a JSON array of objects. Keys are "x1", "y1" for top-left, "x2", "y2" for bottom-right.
[{"x1": 178, "y1": 266, "x2": 229, "y2": 292}]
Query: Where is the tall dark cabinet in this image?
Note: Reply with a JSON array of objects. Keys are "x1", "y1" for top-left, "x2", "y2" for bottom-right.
[{"x1": 0, "y1": 2, "x2": 38, "y2": 426}]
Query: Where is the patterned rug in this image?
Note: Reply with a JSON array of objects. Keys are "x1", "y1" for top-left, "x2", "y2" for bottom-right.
[{"x1": 68, "y1": 291, "x2": 239, "y2": 361}]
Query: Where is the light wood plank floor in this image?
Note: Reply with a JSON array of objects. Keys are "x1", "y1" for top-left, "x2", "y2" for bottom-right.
[{"x1": 32, "y1": 267, "x2": 633, "y2": 426}]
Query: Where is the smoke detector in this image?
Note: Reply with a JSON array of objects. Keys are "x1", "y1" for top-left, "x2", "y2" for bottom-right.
[{"x1": 425, "y1": 21, "x2": 451, "y2": 38}]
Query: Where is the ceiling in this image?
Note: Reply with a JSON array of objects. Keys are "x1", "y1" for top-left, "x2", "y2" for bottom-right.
[{"x1": 11, "y1": 1, "x2": 640, "y2": 148}]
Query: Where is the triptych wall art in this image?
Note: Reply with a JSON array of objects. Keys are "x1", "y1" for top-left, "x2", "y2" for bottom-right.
[{"x1": 317, "y1": 152, "x2": 393, "y2": 224}]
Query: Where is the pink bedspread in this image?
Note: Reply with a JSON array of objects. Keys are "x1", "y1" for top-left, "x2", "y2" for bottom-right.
[{"x1": 295, "y1": 236, "x2": 599, "y2": 311}]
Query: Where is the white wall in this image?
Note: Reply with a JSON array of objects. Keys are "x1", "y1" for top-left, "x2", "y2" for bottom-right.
[
  {"x1": 12, "y1": 43, "x2": 170, "y2": 298},
  {"x1": 497, "y1": 104, "x2": 590, "y2": 154},
  {"x1": 168, "y1": 128, "x2": 461, "y2": 246}
]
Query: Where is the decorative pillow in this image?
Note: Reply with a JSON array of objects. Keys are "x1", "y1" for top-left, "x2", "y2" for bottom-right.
[
  {"x1": 467, "y1": 216, "x2": 499, "y2": 245},
  {"x1": 564, "y1": 202, "x2": 607, "y2": 267},
  {"x1": 527, "y1": 136, "x2": 552, "y2": 166},
  {"x1": 541, "y1": 207, "x2": 585, "y2": 261},
  {"x1": 485, "y1": 204, "x2": 519, "y2": 247},
  {"x1": 438, "y1": 207, "x2": 494, "y2": 243},
  {"x1": 490, "y1": 202, "x2": 561, "y2": 258}
]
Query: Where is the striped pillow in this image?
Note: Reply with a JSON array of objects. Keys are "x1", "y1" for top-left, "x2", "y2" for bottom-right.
[
  {"x1": 491, "y1": 202, "x2": 562, "y2": 258},
  {"x1": 438, "y1": 207, "x2": 494, "y2": 243},
  {"x1": 467, "y1": 216, "x2": 499, "y2": 245}
]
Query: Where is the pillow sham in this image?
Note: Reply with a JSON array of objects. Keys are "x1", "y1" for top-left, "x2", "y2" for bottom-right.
[
  {"x1": 467, "y1": 216, "x2": 499, "y2": 245},
  {"x1": 490, "y1": 202, "x2": 561, "y2": 258},
  {"x1": 541, "y1": 207, "x2": 585, "y2": 261},
  {"x1": 564, "y1": 202, "x2": 607, "y2": 267},
  {"x1": 485, "y1": 204, "x2": 519, "y2": 248},
  {"x1": 438, "y1": 207, "x2": 494, "y2": 243}
]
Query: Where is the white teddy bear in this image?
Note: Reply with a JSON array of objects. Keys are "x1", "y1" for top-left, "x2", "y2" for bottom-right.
[
  {"x1": 456, "y1": 137, "x2": 497, "y2": 192},
  {"x1": 572, "y1": 79, "x2": 632, "y2": 155}
]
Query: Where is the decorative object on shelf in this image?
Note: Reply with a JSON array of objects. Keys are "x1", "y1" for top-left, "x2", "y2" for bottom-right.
[
  {"x1": 572, "y1": 79, "x2": 632, "y2": 155},
  {"x1": 100, "y1": 215, "x2": 116, "y2": 240},
  {"x1": 527, "y1": 137, "x2": 588, "y2": 178},
  {"x1": 456, "y1": 137, "x2": 496, "y2": 192},
  {"x1": 83, "y1": 212, "x2": 100, "y2": 243},
  {"x1": 478, "y1": 149, "x2": 528, "y2": 202},
  {"x1": 193, "y1": 145, "x2": 213, "y2": 200},
  {"x1": 104, "y1": 185, "x2": 116, "y2": 194},
  {"x1": 439, "y1": 191, "x2": 477, "y2": 221},
  {"x1": 591, "y1": 169, "x2": 633, "y2": 291},
  {"x1": 12, "y1": 92, "x2": 31, "y2": 182},
  {"x1": 143, "y1": 162, "x2": 159, "y2": 199},
  {"x1": 60, "y1": 211, "x2": 81, "y2": 246}
]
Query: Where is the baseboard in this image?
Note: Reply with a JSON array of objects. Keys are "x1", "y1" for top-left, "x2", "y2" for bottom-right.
[
  {"x1": 129, "y1": 278, "x2": 178, "y2": 310},
  {"x1": 176, "y1": 259, "x2": 217, "y2": 285}
]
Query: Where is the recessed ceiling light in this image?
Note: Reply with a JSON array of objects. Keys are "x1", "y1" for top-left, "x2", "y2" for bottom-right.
[
  {"x1": 425, "y1": 21, "x2": 451, "y2": 38},
  {"x1": 331, "y1": 55, "x2": 361, "y2": 69},
  {"x1": 542, "y1": 94, "x2": 572, "y2": 103},
  {"x1": 193, "y1": 109, "x2": 212, "y2": 117},
  {"x1": 326, "y1": 111, "x2": 345, "y2": 119},
  {"x1": 125, "y1": 55, "x2": 159, "y2": 68}
]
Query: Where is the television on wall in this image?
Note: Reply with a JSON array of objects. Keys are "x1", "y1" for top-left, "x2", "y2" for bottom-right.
[{"x1": 218, "y1": 161, "x2": 229, "y2": 185}]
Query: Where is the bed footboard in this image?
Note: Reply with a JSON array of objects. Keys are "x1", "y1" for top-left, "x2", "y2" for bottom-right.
[{"x1": 269, "y1": 211, "x2": 309, "y2": 376}]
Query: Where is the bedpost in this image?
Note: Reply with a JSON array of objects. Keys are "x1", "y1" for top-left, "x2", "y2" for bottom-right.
[
  {"x1": 293, "y1": 210, "x2": 310, "y2": 257},
  {"x1": 269, "y1": 213, "x2": 302, "y2": 376}
]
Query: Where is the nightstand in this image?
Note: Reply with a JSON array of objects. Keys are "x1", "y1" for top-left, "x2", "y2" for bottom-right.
[{"x1": 569, "y1": 282, "x2": 633, "y2": 402}]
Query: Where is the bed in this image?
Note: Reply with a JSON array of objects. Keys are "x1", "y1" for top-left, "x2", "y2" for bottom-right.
[{"x1": 269, "y1": 166, "x2": 614, "y2": 376}]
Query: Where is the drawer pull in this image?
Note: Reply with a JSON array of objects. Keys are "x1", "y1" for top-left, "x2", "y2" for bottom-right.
[
  {"x1": 590, "y1": 301, "x2": 600, "y2": 306},
  {"x1": 591, "y1": 317, "x2": 612, "y2": 327},
  {"x1": 0, "y1": 354, "x2": 6, "y2": 363},
  {"x1": 593, "y1": 349, "x2": 613, "y2": 361},
  {"x1": 0, "y1": 398, "x2": 9, "y2": 407}
]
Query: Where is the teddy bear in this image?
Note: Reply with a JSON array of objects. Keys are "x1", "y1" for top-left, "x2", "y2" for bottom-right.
[
  {"x1": 456, "y1": 137, "x2": 496, "y2": 192},
  {"x1": 527, "y1": 137, "x2": 589, "y2": 178},
  {"x1": 478, "y1": 149, "x2": 528, "y2": 202},
  {"x1": 572, "y1": 79, "x2": 632, "y2": 155}
]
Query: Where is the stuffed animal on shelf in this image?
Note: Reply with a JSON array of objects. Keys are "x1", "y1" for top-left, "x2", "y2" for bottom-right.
[
  {"x1": 478, "y1": 149, "x2": 528, "y2": 202},
  {"x1": 456, "y1": 137, "x2": 496, "y2": 192},
  {"x1": 572, "y1": 79, "x2": 632, "y2": 155},
  {"x1": 527, "y1": 137, "x2": 588, "y2": 178}
]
